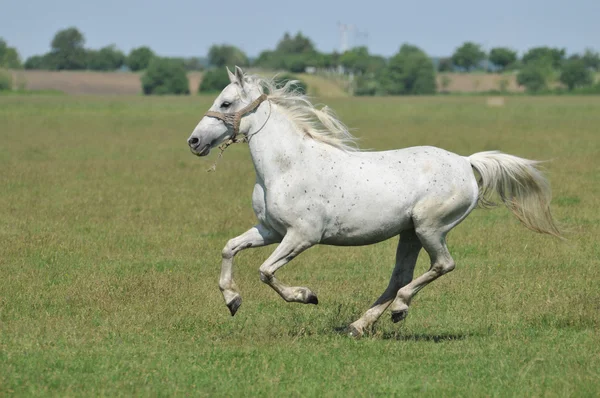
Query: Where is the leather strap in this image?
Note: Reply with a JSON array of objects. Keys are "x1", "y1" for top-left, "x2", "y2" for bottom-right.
[{"x1": 204, "y1": 94, "x2": 268, "y2": 141}]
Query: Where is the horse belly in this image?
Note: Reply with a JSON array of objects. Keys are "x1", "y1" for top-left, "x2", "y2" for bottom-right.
[{"x1": 320, "y1": 196, "x2": 414, "y2": 246}]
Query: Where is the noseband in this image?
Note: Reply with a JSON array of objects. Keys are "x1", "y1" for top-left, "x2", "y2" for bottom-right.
[
  {"x1": 204, "y1": 93, "x2": 268, "y2": 142},
  {"x1": 203, "y1": 93, "x2": 270, "y2": 172}
]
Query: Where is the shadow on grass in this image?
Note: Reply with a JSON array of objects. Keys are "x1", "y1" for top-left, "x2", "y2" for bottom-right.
[
  {"x1": 377, "y1": 331, "x2": 469, "y2": 342},
  {"x1": 332, "y1": 325, "x2": 479, "y2": 342}
]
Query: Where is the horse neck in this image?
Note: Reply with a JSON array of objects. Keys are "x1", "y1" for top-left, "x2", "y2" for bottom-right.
[{"x1": 247, "y1": 105, "x2": 312, "y2": 182}]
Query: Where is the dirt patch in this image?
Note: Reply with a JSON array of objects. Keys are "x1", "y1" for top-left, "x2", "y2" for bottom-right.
[
  {"x1": 9, "y1": 70, "x2": 524, "y2": 96},
  {"x1": 437, "y1": 73, "x2": 523, "y2": 93},
  {"x1": 10, "y1": 70, "x2": 203, "y2": 95}
]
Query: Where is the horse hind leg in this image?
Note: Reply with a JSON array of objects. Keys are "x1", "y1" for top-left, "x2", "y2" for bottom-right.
[
  {"x1": 349, "y1": 230, "x2": 422, "y2": 337},
  {"x1": 389, "y1": 231, "x2": 455, "y2": 323},
  {"x1": 389, "y1": 195, "x2": 476, "y2": 323}
]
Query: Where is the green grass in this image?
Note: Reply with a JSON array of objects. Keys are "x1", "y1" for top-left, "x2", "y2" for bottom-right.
[{"x1": 1, "y1": 95, "x2": 599, "y2": 396}]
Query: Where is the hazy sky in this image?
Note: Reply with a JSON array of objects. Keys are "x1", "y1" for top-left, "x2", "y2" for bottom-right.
[{"x1": 1, "y1": 0, "x2": 598, "y2": 59}]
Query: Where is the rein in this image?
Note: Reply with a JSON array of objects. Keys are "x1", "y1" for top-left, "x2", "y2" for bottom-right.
[{"x1": 204, "y1": 93, "x2": 270, "y2": 172}]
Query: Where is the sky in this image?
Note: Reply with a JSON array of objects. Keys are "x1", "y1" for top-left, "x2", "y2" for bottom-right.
[{"x1": 1, "y1": 0, "x2": 598, "y2": 59}]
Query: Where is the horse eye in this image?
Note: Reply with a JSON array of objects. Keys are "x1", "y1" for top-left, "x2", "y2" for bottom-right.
[{"x1": 221, "y1": 102, "x2": 231, "y2": 109}]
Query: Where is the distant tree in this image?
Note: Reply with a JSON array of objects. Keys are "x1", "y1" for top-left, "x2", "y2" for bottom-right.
[
  {"x1": 141, "y1": 58, "x2": 189, "y2": 95},
  {"x1": 87, "y1": 44, "x2": 125, "y2": 71},
  {"x1": 208, "y1": 45, "x2": 249, "y2": 68},
  {"x1": 24, "y1": 55, "x2": 45, "y2": 69},
  {"x1": 0, "y1": 38, "x2": 22, "y2": 69},
  {"x1": 329, "y1": 51, "x2": 341, "y2": 69},
  {"x1": 24, "y1": 53, "x2": 58, "y2": 70},
  {"x1": 367, "y1": 55, "x2": 387, "y2": 74},
  {"x1": 198, "y1": 68, "x2": 230, "y2": 93},
  {"x1": 340, "y1": 47, "x2": 369, "y2": 74},
  {"x1": 560, "y1": 58, "x2": 594, "y2": 90},
  {"x1": 275, "y1": 32, "x2": 315, "y2": 54},
  {"x1": 284, "y1": 54, "x2": 309, "y2": 73},
  {"x1": 517, "y1": 60, "x2": 553, "y2": 93},
  {"x1": 437, "y1": 57, "x2": 453, "y2": 72},
  {"x1": 380, "y1": 44, "x2": 436, "y2": 95},
  {"x1": 183, "y1": 57, "x2": 204, "y2": 71},
  {"x1": 253, "y1": 50, "x2": 277, "y2": 69},
  {"x1": 522, "y1": 47, "x2": 565, "y2": 69},
  {"x1": 127, "y1": 46, "x2": 155, "y2": 71},
  {"x1": 489, "y1": 47, "x2": 517, "y2": 71},
  {"x1": 452, "y1": 42, "x2": 485, "y2": 71},
  {"x1": 49, "y1": 27, "x2": 87, "y2": 70},
  {"x1": 253, "y1": 32, "x2": 325, "y2": 73},
  {"x1": 339, "y1": 47, "x2": 385, "y2": 75},
  {"x1": 581, "y1": 48, "x2": 600, "y2": 71},
  {"x1": 320, "y1": 52, "x2": 338, "y2": 69}
]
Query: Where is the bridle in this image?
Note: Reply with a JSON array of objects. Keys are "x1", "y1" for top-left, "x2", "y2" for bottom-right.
[
  {"x1": 203, "y1": 93, "x2": 270, "y2": 172},
  {"x1": 204, "y1": 93, "x2": 269, "y2": 143}
]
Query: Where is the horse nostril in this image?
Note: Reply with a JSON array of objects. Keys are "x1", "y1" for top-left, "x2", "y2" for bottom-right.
[{"x1": 188, "y1": 137, "x2": 199, "y2": 146}]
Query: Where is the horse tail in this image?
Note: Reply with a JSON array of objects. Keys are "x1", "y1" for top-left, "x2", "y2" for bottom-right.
[{"x1": 467, "y1": 151, "x2": 562, "y2": 238}]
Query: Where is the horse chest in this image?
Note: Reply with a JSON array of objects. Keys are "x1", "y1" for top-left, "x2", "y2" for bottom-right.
[
  {"x1": 252, "y1": 178, "x2": 318, "y2": 235},
  {"x1": 251, "y1": 181, "x2": 288, "y2": 229}
]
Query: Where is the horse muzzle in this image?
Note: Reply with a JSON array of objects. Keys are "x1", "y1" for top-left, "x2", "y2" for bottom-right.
[{"x1": 189, "y1": 143, "x2": 211, "y2": 157}]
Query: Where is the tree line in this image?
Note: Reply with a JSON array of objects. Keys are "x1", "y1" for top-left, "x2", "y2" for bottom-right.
[
  {"x1": 1, "y1": 27, "x2": 599, "y2": 95},
  {"x1": 1, "y1": 28, "x2": 204, "y2": 73}
]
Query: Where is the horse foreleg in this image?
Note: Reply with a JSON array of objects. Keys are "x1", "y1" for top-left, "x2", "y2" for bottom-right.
[
  {"x1": 258, "y1": 232, "x2": 317, "y2": 304},
  {"x1": 349, "y1": 230, "x2": 422, "y2": 337},
  {"x1": 220, "y1": 224, "x2": 281, "y2": 316}
]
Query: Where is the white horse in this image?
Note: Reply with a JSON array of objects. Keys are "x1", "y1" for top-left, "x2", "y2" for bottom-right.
[{"x1": 188, "y1": 66, "x2": 560, "y2": 337}]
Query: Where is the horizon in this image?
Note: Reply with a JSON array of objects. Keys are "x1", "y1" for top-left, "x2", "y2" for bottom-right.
[{"x1": 1, "y1": 0, "x2": 599, "y2": 60}]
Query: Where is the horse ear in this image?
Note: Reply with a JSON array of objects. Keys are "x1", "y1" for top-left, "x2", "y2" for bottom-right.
[
  {"x1": 234, "y1": 66, "x2": 245, "y2": 88},
  {"x1": 226, "y1": 66, "x2": 236, "y2": 84}
]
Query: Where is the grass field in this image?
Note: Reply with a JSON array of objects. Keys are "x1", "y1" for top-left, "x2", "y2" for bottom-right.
[{"x1": 1, "y1": 95, "x2": 599, "y2": 396}]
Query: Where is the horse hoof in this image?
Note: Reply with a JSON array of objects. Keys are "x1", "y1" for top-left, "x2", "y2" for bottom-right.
[
  {"x1": 227, "y1": 296, "x2": 242, "y2": 316},
  {"x1": 306, "y1": 292, "x2": 319, "y2": 305},
  {"x1": 391, "y1": 309, "x2": 408, "y2": 323},
  {"x1": 348, "y1": 324, "x2": 363, "y2": 338}
]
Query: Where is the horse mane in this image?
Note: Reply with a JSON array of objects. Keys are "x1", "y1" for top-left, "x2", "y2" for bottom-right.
[{"x1": 246, "y1": 74, "x2": 359, "y2": 152}]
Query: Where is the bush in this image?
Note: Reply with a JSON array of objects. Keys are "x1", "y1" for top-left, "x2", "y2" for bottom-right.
[
  {"x1": 572, "y1": 82, "x2": 600, "y2": 95},
  {"x1": 141, "y1": 58, "x2": 189, "y2": 95},
  {"x1": 560, "y1": 58, "x2": 594, "y2": 90},
  {"x1": 353, "y1": 75, "x2": 379, "y2": 96},
  {"x1": 517, "y1": 61, "x2": 553, "y2": 93},
  {"x1": 0, "y1": 69, "x2": 12, "y2": 91},
  {"x1": 198, "y1": 69, "x2": 230, "y2": 93}
]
